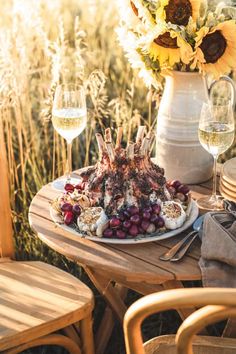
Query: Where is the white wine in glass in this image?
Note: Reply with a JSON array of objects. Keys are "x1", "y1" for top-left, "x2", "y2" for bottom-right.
[
  {"x1": 197, "y1": 103, "x2": 235, "y2": 210},
  {"x1": 52, "y1": 84, "x2": 87, "y2": 190}
]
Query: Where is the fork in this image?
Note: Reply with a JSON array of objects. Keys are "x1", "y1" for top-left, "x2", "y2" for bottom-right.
[{"x1": 159, "y1": 230, "x2": 198, "y2": 261}]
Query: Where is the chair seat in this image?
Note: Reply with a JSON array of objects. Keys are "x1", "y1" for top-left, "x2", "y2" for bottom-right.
[
  {"x1": 0, "y1": 260, "x2": 94, "y2": 351},
  {"x1": 144, "y1": 335, "x2": 236, "y2": 354}
]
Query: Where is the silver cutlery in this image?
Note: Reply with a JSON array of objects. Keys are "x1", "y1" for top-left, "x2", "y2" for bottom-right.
[
  {"x1": 170, "y1": 232, "x2": 199, "y2": 262},
  {"x1": 159, "y1": 215, "x2": 204, "y2": 261},
  {"x1": 170, "y1": 219, "x2": 233, "y2": 261}
]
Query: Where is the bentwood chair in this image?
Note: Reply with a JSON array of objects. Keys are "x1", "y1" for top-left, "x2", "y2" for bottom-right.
[
  {"x1": 124, "y1": 288, "x2": 236, "y2": 354},
  {"x1": 0, "y1": 120, "x2": 94, "y2": 353}
]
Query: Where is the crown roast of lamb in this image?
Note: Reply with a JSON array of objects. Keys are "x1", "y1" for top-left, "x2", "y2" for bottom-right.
[{"x1": 52, "y1": 126, "x2": 191, "y2": 239}]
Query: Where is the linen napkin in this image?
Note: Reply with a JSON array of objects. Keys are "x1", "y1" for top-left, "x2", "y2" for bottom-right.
[{"x1": 199, "y1": 203, "x2": 236, "y2": 288}]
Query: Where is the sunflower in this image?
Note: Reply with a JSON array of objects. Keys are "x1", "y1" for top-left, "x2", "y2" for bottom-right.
[
  {"x1": 147, "y1": 28, "x2": 193, "y2": 67},
  {"x1": 192, "y1": 20, "x2": 236, "y2": 78},
  {"x1": 157, "y1": 0, "x2": 201, "y2": 26}
]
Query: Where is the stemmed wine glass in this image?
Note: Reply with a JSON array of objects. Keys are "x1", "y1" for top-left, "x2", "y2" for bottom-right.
[
  {"x1": 197, "y1": 101, "x2": 235, "y2": 210},
  {"x1": 52, "y1": 84, "x2": 87, "y2": 190}
]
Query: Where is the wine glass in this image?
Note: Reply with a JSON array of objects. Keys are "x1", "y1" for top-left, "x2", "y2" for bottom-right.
[
  {"x1": 52, "y1": 84, "x2": 87, "y2": 190},
  {"x1": 197, "y1": 101, "x2": 235, "y2": 210}
]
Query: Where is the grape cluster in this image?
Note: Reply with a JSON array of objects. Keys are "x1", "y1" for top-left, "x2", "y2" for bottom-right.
[
  {"x1": 58, "y1": 182, "x2": 85, "y2": 225},
  {"x1": 64, "y1": 182, "x2": 85, "y2": 193},
  {"x1": 103, "y1": 204, "x2": 165, "y2": 239},
  {"x1": 166, "y1": 180, "x2": 190, "y2": 202}
]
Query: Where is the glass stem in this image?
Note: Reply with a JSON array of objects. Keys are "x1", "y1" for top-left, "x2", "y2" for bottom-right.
[
  {"x1": 212, "y1": 155, "x2": 218, "y2": 201},
  {"x1": 66, "y1": 141, "x2": 72, "y2": 183}
]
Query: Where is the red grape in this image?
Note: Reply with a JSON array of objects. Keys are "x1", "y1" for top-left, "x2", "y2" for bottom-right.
[
  {"x1": 123, "y1": 220, "x2": 132, "y2": 229},
  {"x1": 64, "y1": 211, "x2": 74, "y2": 225},
  {"x1": 156, "y1": 216, "x2": 165, "y2": 228},
  {"x1": 177, "y1": 184, "x2": 189, "y2": 195},
  {"x1": 130, "y1": 214, "x2": 141, "y2": 225},
  {"x1": 103, "y1": 228, "x2": 113, "y2": 238},
  {"x1": 127, "y1": 205, "x2": 139, "y2": 216},
  {"x1": 110, "y1": 217, "x2": 121, "y2": 229},
  {"x1": 152, "y1": 204, "x2": 161, "y2": 215},
  {"x1": 72, "y1": 204, "x2": 81, "y2": 216},
  {"x1": 150, "y1": 214, "x2": 159, "y2": 225},
  {"x1": 141, "y1": 220, "x2": 150, "y2": 231},
  {"x1": 142, "y1": 211, "x2": 151, "y2": 220},
  {"x1": 170, "y1": 180, "x2": 181, "y2": 189},
  {"x1": 116, "y1": 230, "x2": 127, "y2": 239},
  {"x1": 61, "y1": 203, "x2": 73, "y2": 212},
  {"x1": 143, "y1": 206, "x2": 152, "y2": 214},
  {"x1": 128, "y1": 224, "x2": 139, "y2": 237},
  {"x1": 64, "y1": 183, "x2": 75, "y2": 192}
]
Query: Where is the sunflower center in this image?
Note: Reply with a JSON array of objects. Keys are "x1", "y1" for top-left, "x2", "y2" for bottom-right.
[
  {"x1": 165, "y1": 0, "x2": 192, "y2": 26},
  {"x1": 200, "y1": 30, "x2": 227, "y2": 64},
  {"x1": 154, "y1": 32, "x2": 178, "y2": 48},
  {"x1": 130, "y1": 1, "x2": 139, "y2": 16}
]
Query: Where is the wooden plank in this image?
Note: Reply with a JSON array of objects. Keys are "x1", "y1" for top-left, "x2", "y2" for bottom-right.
[{"x1": 108, "y1": 243, "x2": 201, "y2": 281}]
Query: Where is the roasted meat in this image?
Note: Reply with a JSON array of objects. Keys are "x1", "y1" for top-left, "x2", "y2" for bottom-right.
[{"x1": 78, "y1": 126, "x2": 171, "y2": 215}]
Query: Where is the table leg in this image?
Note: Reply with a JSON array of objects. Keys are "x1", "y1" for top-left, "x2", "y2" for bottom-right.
[{"x1": 84, "y1": 266, "x2": 128, "y2": 354}]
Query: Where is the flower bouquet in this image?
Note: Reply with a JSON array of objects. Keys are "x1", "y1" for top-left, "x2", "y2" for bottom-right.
[
  {"x1": 117, "y1": 0, "x2": 236, "y2": 87},
  {"x1": 118, "y1": 0, "x2": 236, "y2": 184}
]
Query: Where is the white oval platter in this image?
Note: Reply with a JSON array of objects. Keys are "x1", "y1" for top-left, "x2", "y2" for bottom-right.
[{"x1": 50, "y1": 200, "x2": 199, "y2": 244}]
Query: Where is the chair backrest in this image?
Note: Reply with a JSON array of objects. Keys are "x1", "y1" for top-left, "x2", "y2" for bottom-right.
[
  {"x1": 176, "y1": 303, "x2": 236, "y2": 354},
  {"x1": 0, "y1": 118, "x2": 14, "y2": 258},
  {"x1": 123, "y1": 288, "x2": 236, "y2": 354}
]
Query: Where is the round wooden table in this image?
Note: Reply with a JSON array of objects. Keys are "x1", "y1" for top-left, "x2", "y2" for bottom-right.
[{"x1": 28, "y1": 171, "x2": 216, "y2": 354}]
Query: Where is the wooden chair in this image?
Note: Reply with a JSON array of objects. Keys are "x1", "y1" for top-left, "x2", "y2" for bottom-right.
[
  {"x1": 124, "y1": 288, "x2": 236, "y2": 354},
  {"x1": 0, "y1": 120, "x2": 94, "y2": 353}
]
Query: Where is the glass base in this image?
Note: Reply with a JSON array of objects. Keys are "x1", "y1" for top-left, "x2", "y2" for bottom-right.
[
  {"x1": 52, "y1": 177, "x2": 82, "y2": 191},
  {"x1": 196, "y1": 195, "x2": 224, "y2": 211}
]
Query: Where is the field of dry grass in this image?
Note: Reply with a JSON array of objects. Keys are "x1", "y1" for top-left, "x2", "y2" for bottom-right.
[
  {"x1": 0, "y1": 0, "x2": 157, "y2": 259},
  {"x1": 0, "y1": 1, "x2": 235, "y2": 353},
  {"x1": 0, "y1": 1, "x2": 158, "y2": 352}
]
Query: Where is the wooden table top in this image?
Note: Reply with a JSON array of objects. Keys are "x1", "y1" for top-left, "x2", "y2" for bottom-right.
[{"x1": 29, "y1": 171, "x2": 215, "y2": 285}]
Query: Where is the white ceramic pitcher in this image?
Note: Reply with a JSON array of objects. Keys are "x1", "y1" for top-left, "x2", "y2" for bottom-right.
[{"x1": 156, "y1": 71, "x2": 235, "y2": 184}]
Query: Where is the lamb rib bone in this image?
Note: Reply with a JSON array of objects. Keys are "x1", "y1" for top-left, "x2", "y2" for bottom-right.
[
  {"x1": 140, "y1": 137, "x2": 150, "y2": 156},
  {"x1": 136, "y1": 126, "x2": 146, "y2": 144},
  {"x1": 96, "y1": 133, "x2": 106, "y2": 155},
  {"x1": 116, "y1": 127, "x2": 123, "y2": 148},
  {"x1": 106, "y1": 142, "x2": 115, "y2": 162},
  {"x1": 127, "y1": 142, "x2": 134, "y2": 159},
  {"x1": 105, "y1": 128, "x2": 112, "y2": 143}
]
